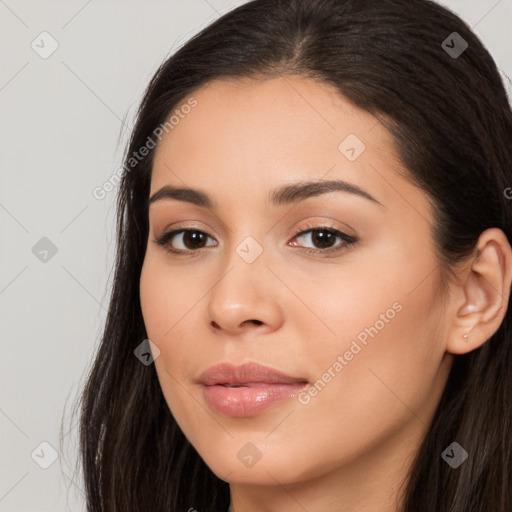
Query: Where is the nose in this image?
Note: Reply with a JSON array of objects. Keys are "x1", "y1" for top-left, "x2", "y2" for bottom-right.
[{"x1": 206, "y1": 241, "x2": 284, "y2": 336}]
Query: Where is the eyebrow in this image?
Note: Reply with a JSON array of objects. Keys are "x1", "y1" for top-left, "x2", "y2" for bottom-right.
[{"x1": 148, "y1": 179, "x2": 384, "y2": 209}]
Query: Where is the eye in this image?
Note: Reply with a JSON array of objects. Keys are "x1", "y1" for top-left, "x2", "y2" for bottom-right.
[
  {"x1": 153, "y1": 224, "x2": 358, "y2": 256},
  {"x1": 153, "y1": 228, "x2": 218, "y2": 254},
  {"x1": 289, "y1": 225, "x2": 357, "y2": 255}
]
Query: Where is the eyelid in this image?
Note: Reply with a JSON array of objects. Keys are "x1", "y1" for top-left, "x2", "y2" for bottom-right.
[
  {"x1": 156, "y1": 220, "x2": 218, "y2": 240},
  {"x1": 290, "y1": 220, "x2": 354, "y2": 238},
  {"x1": 290, "y1": 212, "x2": 357, "y2": 233}
]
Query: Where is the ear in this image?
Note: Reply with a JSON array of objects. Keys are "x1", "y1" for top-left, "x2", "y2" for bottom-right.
[{"x1": 446, "y1": 228, "x2": 512, "y2": 355}]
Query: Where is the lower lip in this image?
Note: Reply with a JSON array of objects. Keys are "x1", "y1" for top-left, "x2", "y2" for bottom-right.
[{"x1": 202, "y1": 382, "x2": 308, "y2": 417}]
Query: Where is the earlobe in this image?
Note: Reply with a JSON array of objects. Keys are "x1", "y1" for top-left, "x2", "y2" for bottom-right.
[{"x1": 445, "y1": 228, "x2": 512, "y2": 355}]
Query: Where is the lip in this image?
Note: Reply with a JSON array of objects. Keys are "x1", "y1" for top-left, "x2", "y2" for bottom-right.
[
  {"x1": 198, "y1": 362, "x2": 309, "y2": 417},
  {"x1": 198, "y1": 361, "x2": 308, "y2": 386}
]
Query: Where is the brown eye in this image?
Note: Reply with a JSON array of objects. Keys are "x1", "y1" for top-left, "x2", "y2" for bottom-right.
[
  {"x1": 308, "y1": 229, "x2": 337, "y2": 249},
  {"x1": 154, "y1": 229, "x2": 218, "y2": 253},
  {"x1": 290, "y1": 226, "x2": 357, "y2": 254},
  {"x1": 179, "y1": 231, "x2": 208, "y2": 250}
]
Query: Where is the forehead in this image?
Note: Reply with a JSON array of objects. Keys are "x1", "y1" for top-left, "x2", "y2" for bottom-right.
[
  {"x1": 152, "y1": 75, "x2": 385, "y2": 172},
  {"x1": 149, "y1": 75, "x2": 424, "y2": 218}
]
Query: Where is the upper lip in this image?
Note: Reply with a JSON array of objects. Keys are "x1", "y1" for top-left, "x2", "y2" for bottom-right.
[{"x1": 198, "y1": 362, "x2": 309, "y2": 386}]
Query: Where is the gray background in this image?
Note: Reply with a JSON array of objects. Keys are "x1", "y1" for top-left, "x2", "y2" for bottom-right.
[{"x1": 1, "y1": 1, "x2": 511, "y2": 510}]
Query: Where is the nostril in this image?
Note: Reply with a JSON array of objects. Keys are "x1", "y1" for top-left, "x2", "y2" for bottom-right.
[{"x1": 210, "y1": 319, "x2": 263, "y2": 329}]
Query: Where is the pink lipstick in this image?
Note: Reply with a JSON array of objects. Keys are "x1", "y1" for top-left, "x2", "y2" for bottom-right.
[{"x1": 198, "y1": 362, "x2": 308, "y2": 417}]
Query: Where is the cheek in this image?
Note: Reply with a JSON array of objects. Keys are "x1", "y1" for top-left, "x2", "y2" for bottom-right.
[
  {"x1": 139, "y1": 254, "x2": 204, "y2": 340},
  {"x1": 139, "y1": 258, "x2": 191, "y2": 428},
  {"x1": 139, "y1": 257, "x2": 191, "y2": 391},
  {"x1": 139, "y1": 254, "x2": 211, "y2": 410},
  {"x1": 296, "y1": 248, "x2": 447, "y2": 443}
]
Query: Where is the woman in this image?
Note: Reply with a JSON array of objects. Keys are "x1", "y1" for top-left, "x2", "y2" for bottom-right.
[{"x1": 76, "y1": 0, "x2": 512, "y2": 510}]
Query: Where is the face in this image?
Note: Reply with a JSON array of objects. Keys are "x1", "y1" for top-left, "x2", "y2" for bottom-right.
[{"x1": 139, "y1": 75, "x2": 453, "y2": 487}]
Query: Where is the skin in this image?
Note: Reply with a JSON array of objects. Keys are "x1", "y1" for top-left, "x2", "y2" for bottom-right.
[{"x1": 139, "y1": 75, "x2": 512, "y2": 512}]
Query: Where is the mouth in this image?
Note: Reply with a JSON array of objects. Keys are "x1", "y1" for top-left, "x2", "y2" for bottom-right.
[{"x1": 197, "y1": 362, "x2": 309, "y2": 417}]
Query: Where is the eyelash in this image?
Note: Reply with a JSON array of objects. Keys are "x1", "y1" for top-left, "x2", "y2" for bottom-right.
[{"x1": 153, "y1": 223, "x2": 358, "y2": 257}]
